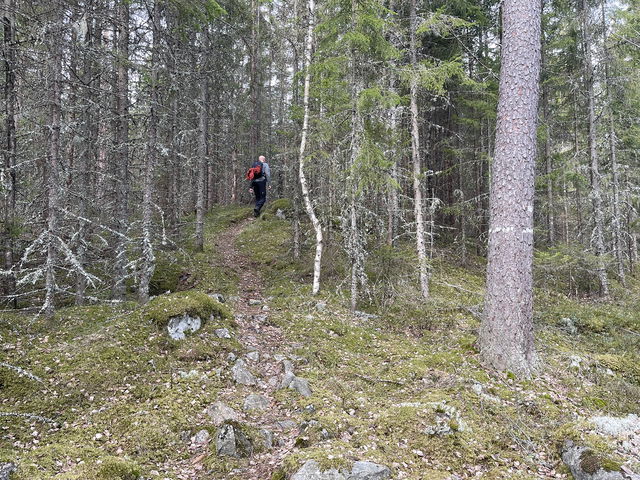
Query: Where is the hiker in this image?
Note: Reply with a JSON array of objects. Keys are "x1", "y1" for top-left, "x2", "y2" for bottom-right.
[{"x1": 247, "y1": 155, "x2": 270, "y2": 217}]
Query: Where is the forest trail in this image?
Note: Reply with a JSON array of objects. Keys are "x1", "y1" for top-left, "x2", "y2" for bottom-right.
[{"x1": 205, "y1": 217, "x2": 300, "y2": 478}]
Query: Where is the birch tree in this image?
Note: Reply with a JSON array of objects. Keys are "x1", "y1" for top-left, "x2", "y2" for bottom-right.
[{"x1": 298, "y1": 0, "x2": 323, "y2": 295}]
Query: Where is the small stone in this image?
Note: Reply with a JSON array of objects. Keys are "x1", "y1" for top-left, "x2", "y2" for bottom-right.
[
  {"x1": 246, "y1": 351, "x2": 260, "y2": 362},
  {"x1": 260, "y1": 428, "x2": 274, "y2": 449},
  {"x1": 232, "y1": 360, "x2": 257, "y2": 386},
  {"x1": 276, "y1": 419, "x2": 298, "y2": 431},
  {"x1": 348, "y1": 461, "x2": 392, "y2": 480},
  {"x1": 215, "y1": 423, "x2": 252, "y2": 458},
  {"x1": 193, "y1": 429, "x2": 210, "y2": 445},
  {"x1": 315, "y1": 302, "x2": 327, "y2": 312},
  {"x1": 559, "y1": 317, "x2": 578, "y2": 335},
  {"x1": 253, "y1": 314, "x2": 268, "y2": 323},
  {"x1": 290, "y1": 376, "x2": 312, "y2": 397},
  {"x1": 244, "y1": 393, "x2": 270, "y2": 411},
  {"x1": 282, "y1": 360, "x2": 294, "y2": 374},
  {"x1": 226, "y1": 352, "x2": 237, "y2": 363},
  {"x1": 274, "y1": 354, "x2": 287, "y2": 362},
  {"x1": 0, "y1": 463, "x2": 16, "y2": 480},
  {"x1": 569, "y1": 355, "x2": 583, "y2": 370},
  {"x1": 280, "y1": 371, "x2": 296, "y2": 389},
  {"x1": 354, "y1": 311, "x2": 379, "y2": 320},
  {"x1": 228, "y1": 295, "x2": 240, "y2": 303},
  {"x1": 215, "y1": 328, "x2": 232, "y2": 339},
  {"x1": 291, "y1": 460, "x2": 345, "y2": 480},
  {"x1": 275, "y1": 209, "x2": 286, "y2": 220},
  {"x1": 304, "y1": 404, "x2": 316, "y2": 414},
  {"x1": 209, "y1": 293, "x2": 225, "y2": 303},
  {"x1": 248, "y1": 299, "x2": 262, "y2": 306},
  {"x1": 207, "y1": 402, "x2": 240, "y2": 426},
  {"x1": 167, "y1": 314, "x2": 202, "y2": 340},
  {"x1": 262, "y1": 305, "x2": 270, "y2": 311}
]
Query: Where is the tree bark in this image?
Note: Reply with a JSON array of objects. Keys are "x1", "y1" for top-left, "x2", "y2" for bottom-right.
[
  {"x1": 44, "y1": 6, "x2": 64, "y2": 318},
  {"x1": 139, "y1": 0, "x2": 159, "y2": 304},
  {"x1": 480, "y1": 0, "x2": 541, "y2": 377},
  {"x1": 581, "y1": 0, "x2": 609, "y2": 296},
  {"x1": 112, "y1": 0, "x2": 130, "y2": 300},
  {"x1": 2, "y1": 0, "x2": 17, "y2": 307},
  {"x1": 410, "y1": 0, "x2": 429, "y2": 299},
  {"x1": 195, "y1": 33, "x2": 209, "y2": 252},
  {"x1": 298, "y1": 0, "x2": 323, "y2": 295}
]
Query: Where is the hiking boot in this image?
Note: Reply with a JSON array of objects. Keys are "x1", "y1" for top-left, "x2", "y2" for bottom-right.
[{"x1": 254, "y1": 208, "x2": 260, "y2": 217}]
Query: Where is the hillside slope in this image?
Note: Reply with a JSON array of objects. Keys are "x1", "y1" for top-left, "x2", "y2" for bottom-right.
[{"x1": 1, "y1": 205, "x2": 639, "y2": 479}]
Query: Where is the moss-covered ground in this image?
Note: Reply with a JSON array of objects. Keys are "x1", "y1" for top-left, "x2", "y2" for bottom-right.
[{"x1": 1, "y1": 203, "x2": 639, "y2": 479}]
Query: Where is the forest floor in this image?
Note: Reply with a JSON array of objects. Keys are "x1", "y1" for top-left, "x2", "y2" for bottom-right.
[{"x1": 1, "y1": 203, "x2": 639, "y2": 480}]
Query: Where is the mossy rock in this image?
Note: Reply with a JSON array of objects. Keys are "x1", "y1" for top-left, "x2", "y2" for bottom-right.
[
  {"x1": 266, "y1": 198, "x2": 293, "y2": 214},
  {"x1": 579, "y1": 449, "x2": 622, "y2": 474},
  {"x1": 142, "y1": 290, "x2": 232, "y2": 328},
  {"x1": 96, "y1": 457, "x2": 141, "y2": 480},
  {"x1": 594, "y1": 354, "x2": 640, "y2": 383}
]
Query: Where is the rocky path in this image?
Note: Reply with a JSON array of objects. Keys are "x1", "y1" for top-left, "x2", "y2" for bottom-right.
[{"x1": 186, "y1": 218, "x2": 310, "y2": 479}]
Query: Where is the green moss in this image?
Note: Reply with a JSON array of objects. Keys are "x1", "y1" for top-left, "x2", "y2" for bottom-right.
[
  {"x1": 266, "y1": 198, "x2": 293, "y2": 214},
  {"x1": 96, "y1": 457, "x2": 141, "y2": 480},
  {"x1": 149, "y1": 253, "x2": 184, "y2": 295},
  {"x1": 142, "y1": 290, "x2": 231, "y2": 327}
]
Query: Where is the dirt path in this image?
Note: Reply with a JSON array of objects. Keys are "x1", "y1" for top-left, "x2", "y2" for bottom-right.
[{"x1": 209, "y1": 218, "x2": 299, "y2": 479}]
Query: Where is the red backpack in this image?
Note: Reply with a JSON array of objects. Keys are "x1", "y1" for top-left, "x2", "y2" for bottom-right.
[{"x1": 246, "y1": 164, "x2": 262, "y2": 181}]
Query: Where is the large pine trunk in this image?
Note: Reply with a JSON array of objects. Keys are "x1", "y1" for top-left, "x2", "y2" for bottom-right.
[{"x1": 480, "y1": 0, "x2": 541, "y2": 377}]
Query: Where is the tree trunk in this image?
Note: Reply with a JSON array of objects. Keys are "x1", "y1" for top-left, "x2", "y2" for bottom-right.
[
  {"x1": 581, "y1": 0, "x2": 609, "y2": 296},
  {"x1": 45, "y1": 6, "x2": 64, "y2": 318},
  {"x1": 480, "y1": 0, "x2": 541, "y2": 377},
  {"x1": 410, "y1": 0, "x2": 429, "y2": 299},
  {"x1": 195, "y1": 35, "x2": 209, "y2": 252},
  {"x1": 139, "y1": 0, "x2": 159, "y2": 304},
  {"x1": 2, "y1": 0, "x2": 17, "y2": 307},
  {"x1": 298, "y1": 0, "x2": 323, "y2": 295},
  {"x1": 112, "y1": 0, "x2": 130, "y2": 300}
]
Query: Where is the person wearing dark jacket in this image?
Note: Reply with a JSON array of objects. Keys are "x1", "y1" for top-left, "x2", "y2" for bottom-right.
[{"x1": 249, "y1": 155, "x2": 270, "y2": 217}]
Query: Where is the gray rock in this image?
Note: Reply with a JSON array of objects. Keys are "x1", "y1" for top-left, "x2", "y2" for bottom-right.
[
  {"x1": 227, "y1": 352, "x2": 237, "y2": 363},
  {"x1": 304, "y1": 404, "x2": 316, "y2": 414},
  {"x1": 280, "y1": 371, "x2": 296, "y2": 389},
  {"x1": 316, "y1": 302, "x2": 327, "y2": 312},
  {"x1": 283, "y1": 359, "x2": 295, "y2": 374},
  {"x1": 276, "y1": 419, "x2": 298, "y2": 431},
  {"x1": 248, "y1": 299, "x2": 262, "y2": 306},
  {"x1": 561, "y1": 440, "x2": 623, "y2": 480},
  {"x1": 559, "y1": 317, "x2": 578, "y2": 335},
  {"x1": 274, "y1": 354, "x2": 287, "y2": 362},
  {"x1": 215, "y1": 328, "x2": 232, "y2": 339},
  {"x1": 228, "y1": 295, "x2": 240, "y2": 303},
  {"x1": 179, "y1": 369, "x2": 207, "y2": 381},
  {"x1": 209, "y1": 293, "x2": 226, "y2": 303},
  {"x1": 291, "y1": 460, "x2": 346, "y2": 480},
  {"x1": 232, "y1": 360, "x2": 257, "y2": 386},
  {"x1": 276, "y1": 209, "x2": 287, "y2": 220},
  {"x1": 591, "y1": 414, "x2": 640, "y2": 437},
  {"x1": 260, "y1": 428, "x2": 274, "y2": 449},
  {"x1": 424, "y1": 401, "x2": 466, "y2": 435},
  {"x1": 244, "y1": 393, "x2": 270, "y2": 411},
  {"x1": 207, "y1": 401, "x2": 240, "y2": 426},
  {"x1": 253, "y1": 314, "x2": 268, "y2": 323},
  {"x1": 262, "y1": 305, "x2": 270, "y2": 311},
  {"x1": 193, "y1": 429, "x2": 210, "y2": 445},
  {"x1": 167, "y1": 314, "x2": 202, "y2": 340},
  {"x1": 0, "y1": 463, "x2": 16, "y2": 480},
  {"x1": 215, "y1": 423, "x2": 253, "y2": 458},
  {"x1": 246, "y1": 351, "x2": 260, "y2": 362},
  {"x1": 290, "y1": 376, "x2": 312, "y2": 397},
  {"x1": 348, "y1": 461, "x2": 391, "y2": 480}
]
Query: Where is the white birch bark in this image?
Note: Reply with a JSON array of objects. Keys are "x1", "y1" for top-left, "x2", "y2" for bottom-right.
[{"x1": 298, "y1": 0, "x2": 323, "y2": 295}]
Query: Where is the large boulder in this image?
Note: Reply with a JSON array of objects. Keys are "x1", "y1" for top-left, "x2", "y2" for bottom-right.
[
  {"x1": 291, "y1": 460, "x2": 393, "y2": 480},
  {"x1": 561, "y1": 440, "x2": 623, "y2": 480}
]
